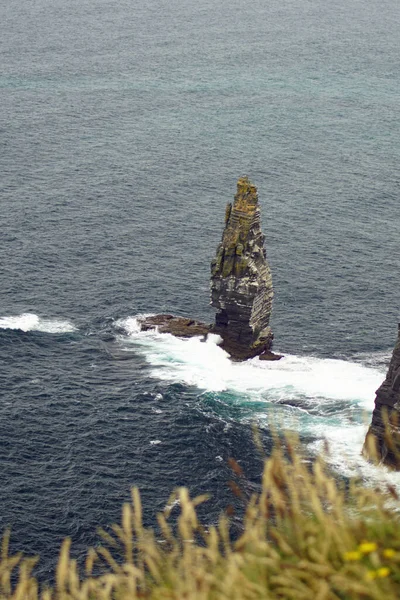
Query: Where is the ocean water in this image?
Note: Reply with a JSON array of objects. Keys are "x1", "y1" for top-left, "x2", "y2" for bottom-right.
[{"x1": 1, "y1": 0, "x2": 400, "y2": 580}]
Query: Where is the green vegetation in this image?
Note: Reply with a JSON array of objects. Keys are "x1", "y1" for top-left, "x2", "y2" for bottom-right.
[{"x1": 2, "y1": 436, "x2": 400, "y2": 599}]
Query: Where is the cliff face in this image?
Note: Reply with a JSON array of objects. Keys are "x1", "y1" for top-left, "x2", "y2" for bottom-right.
[
  {"x1": 210, "y1": 177, "x2": 274, "y2": 359},
  {"x1": 363, "y1": 326, "x2": 400, "y2": 469}
]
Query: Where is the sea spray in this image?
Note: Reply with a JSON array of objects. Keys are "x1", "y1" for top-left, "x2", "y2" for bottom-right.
[
  {"x1": 116, "y1": 315, "x2": 400, "y2": 486},
  {"x1": 0, "y1": 313, "x2": 77, "y2": 333}
]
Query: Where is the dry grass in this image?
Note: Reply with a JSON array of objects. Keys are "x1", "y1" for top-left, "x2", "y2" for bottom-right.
[{"x1": 2, "y1": 436, "x2": 400, "y2": 600}]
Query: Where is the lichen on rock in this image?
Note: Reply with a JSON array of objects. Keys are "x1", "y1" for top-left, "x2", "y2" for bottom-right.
[{"x1": 210, "y1": 176, "x2": 274, "y2": 359}]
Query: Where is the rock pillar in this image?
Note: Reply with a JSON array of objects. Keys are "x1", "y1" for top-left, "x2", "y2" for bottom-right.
[{"x1": 210, "y1": 177, "x2": 274, "y2": 359}]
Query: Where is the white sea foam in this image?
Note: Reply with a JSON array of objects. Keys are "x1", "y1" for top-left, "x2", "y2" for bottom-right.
[
  {"x1": 117, "y1": 316, "x2": 397, "y2": 486},
  {"x1": 309, "y1": 425, "x2": 400, "y2": 489},
  {"x1": 0, "y1": 313, "x2": 77, "y2": 333},
  {"x1": 119, "y1": 315, "x2": 145, "y2": 335},
  {"x1": 117, "y1": 317, "x2": 383, "y2": 403}
]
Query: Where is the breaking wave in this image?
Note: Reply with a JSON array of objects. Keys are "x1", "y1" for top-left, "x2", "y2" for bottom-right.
[
  {"x1": 116, "y1": 316, "x2": 400, "y2": 485},
  {"x1": 0, "y1": 313, "x2": 77, "y2": 333},
  {"x1": 117, "y1": 316, "x2": 383, "y2": 403}
]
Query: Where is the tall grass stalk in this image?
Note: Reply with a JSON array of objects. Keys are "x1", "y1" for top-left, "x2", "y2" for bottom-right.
[{"x1": 2, "y1": 436, "x2": 400, "y2": 599}]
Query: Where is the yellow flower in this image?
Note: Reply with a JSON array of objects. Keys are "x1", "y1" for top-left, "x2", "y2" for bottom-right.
[
  {"x1": 343, "y1": 551, "x2": 362, "y2": 561},
  {"x1": 377, "y1": 567, "x2": 390, "y2": 578},
  {"x1": 358, "y1": 542, "x2": 377, "y2": 554},
  {"x1": 383, "y1": 549, "x2": 396, "y2": 559},
  {"x1": 366, "y1": 570, "x2": 377, "y2": 580}
]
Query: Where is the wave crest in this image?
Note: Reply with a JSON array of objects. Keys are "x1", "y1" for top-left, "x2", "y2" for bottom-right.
[{"x1": 0, "y1": 313, "x2": 77, "y2": 333}]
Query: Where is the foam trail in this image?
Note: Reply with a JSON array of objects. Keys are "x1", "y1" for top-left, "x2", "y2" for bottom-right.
[
  {"x1": 117, "y1": 317, "x2": 231, "y2": 391},
  {"x1": 309, "y1": 425, "x2": 400, "y2": 488},
  {"x1": 117, "y1": 316, "x2": 399, "y2": 487},
  {"x1": 0, "y1": 313, "x2": 77, "y2": 333},
  {"x1": 117, "y1": 317, "x2": 383, "y2": 404}
]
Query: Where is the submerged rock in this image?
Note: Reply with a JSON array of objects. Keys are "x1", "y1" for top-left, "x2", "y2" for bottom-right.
[
  {"x1": 363, "y1": 325, "x2": 400, "y2": 469},
  {"x1": 138, "y1": 177, "x2": 281, "y2": 361}
]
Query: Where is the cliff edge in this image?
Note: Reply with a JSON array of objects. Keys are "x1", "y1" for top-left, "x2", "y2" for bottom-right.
[{"x1": 363, "y1": 325, "x2": 400, "y2": 468}]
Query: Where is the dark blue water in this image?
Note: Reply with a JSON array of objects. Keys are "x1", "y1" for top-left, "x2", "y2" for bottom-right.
[{"x1": 1, "y1": 0, "x2": 400, "y2": 580}]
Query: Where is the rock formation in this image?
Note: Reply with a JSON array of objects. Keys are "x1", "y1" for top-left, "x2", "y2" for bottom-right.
[
  {"x1": 138, "y1": 177, "x2": 280, "y2": 361},
  {"x1": 363, "y1": 325, "x2": 400, "y2": 469},
  {"x1": 139, "y1": 314, "x2": 210, "y2": 338},
  {"x1": 210, "y1": 176, "x2": 274, "y2": 359}
]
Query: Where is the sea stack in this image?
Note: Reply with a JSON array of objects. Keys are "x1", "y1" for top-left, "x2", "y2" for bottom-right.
[
  {"x1": 210, "y1": 176, "x2": 275, "y2": 360},
  {"x1": 138, "y1": 177, "x2": 280, "y2": 361},
  {"x1": 363, "y1": 325, "x2": 400, "y2": 469}
]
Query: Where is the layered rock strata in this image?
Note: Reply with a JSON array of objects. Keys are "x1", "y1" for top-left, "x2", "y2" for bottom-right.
[
  {"x1": 138, "y1": 177, "x2": 280, "y2": 361},
  {"x1": 210, "y1": 176, "x2": 274, "y2": 359},
  {"x1": 139, "y1": 314, "x2": 210, "y2": 338},
  {"x1": 363, "y1": 325, "x2": 400, "y2": 469}
]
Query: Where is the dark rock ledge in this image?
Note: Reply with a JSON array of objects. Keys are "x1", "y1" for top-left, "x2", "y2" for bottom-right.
[
  {"x1": 363, "y1": 325, "x2": 400, "y2": 468},
  {"x1": 139, "y1": 177, "x2": 282, "y2": 362}
]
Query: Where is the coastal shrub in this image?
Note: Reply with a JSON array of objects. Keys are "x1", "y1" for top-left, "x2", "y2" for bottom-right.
[{"x1": 2, "y1": 437, "x2": 400, "y2": 600}]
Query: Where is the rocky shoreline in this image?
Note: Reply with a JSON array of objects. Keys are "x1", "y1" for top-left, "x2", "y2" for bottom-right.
[
  {"x1": 138, "y1": 313, "x2": 282, "y2": 361},
  {"x1": 363, "y1": 325, "x2": 400, "y2": 468}
]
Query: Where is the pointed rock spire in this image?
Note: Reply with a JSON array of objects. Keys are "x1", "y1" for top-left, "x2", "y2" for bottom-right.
[
  {"x1": 138, "y1": 177, "x2": 280, "y2": 361},
  {"x1": 210, "y1": 177, "x2": 275, "y2": 359}
]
